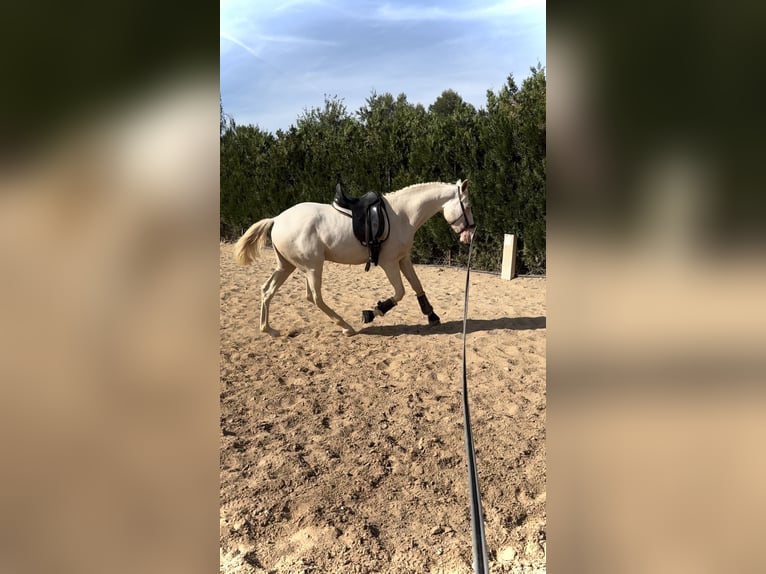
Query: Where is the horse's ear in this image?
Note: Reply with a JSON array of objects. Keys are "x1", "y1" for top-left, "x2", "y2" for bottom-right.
[{"x1": 461, "y1": 179, "x2": 469, "y2": 193}]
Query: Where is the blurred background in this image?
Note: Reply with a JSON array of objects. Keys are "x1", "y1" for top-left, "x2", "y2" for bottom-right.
[
  {"x1": 548, "y1": 1, "x2": 766, "y2": 573},
  {"x1": 0, "y1": 2, "x2": 219, "y2": 574},
  {"x1": 2, "y1": 1, "x2": 765, "y2": 573}
]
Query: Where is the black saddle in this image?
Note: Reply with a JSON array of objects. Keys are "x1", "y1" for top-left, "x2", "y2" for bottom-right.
[{"x1": 332, "y1": 184, "x2": 389, "y2": 271}]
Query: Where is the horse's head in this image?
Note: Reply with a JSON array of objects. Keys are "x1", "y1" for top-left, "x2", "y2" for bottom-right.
[{"x1": 444, "y1": 179, "x2": 475, "y2": 243}]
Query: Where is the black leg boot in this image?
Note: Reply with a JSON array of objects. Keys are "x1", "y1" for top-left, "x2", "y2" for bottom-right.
[{"x1": 417, "y1": 293, "x2": 440, "y2": 326}]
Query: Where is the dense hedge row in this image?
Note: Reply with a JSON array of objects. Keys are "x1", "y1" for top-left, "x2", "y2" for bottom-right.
[{"x1": 221, "y1": 66, "x2": 545, "y2": 273}]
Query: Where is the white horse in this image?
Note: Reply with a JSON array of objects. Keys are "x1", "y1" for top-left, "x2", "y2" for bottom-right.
[{"x1": 233, "y1": 179, "x2": 475, "y2": 336}]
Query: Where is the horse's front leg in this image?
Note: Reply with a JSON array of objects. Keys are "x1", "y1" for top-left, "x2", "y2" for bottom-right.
[
  {"x1": 361, "y1": 262, "x2": 405, "y2": 324},
  {"x1": 399, "y1": 256, "x2": 440, "y2": 326}
]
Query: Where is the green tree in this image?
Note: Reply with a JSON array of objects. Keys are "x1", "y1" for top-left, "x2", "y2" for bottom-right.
[
  {"x1": 220, "y1": 67, "x2": 546, "y2": 274},
  {"x1": 475, "y1": 66, "x2": 546, "y2": 273},
  {"x1": 409, "y1": 89, "x2": 481, "y2": 266},
  {"x1": 220, "y1": 120, "x2": 276, "y2": 237}
]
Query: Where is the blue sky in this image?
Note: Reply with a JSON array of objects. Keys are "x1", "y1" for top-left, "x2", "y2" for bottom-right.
[{"x1": 220, "y1": 0, "x2": 545, "y2": 134}]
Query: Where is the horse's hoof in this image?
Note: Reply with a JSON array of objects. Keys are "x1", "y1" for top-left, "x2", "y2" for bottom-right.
[
  {"x1": 362, "y1": 310, "x2": 375, "y2": 324},
  {"x1": 262, "y1": 327, "x2": 281, "y2": 337},
  {"x1": 342, "y1": 327, "x2": 356, "y2": 337},
  {"x1": 427, "y1": 312, "x2": 441, "y2": 326}
]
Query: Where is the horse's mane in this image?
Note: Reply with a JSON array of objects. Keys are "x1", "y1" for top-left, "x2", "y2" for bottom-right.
[{"x1": 384, "y1": 182, "x2": 449, "y2": 199}]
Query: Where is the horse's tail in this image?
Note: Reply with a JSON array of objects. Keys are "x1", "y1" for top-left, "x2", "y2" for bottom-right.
[{"x1": 233, "y1": 219, "x2": 274, "y2": 265}]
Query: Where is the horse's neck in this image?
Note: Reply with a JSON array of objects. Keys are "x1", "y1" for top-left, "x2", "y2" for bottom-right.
[{"x1": 388, "y1": 183, "x2": 454, "y2": 230}]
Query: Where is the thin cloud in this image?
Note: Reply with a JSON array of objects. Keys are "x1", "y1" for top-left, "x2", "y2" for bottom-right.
[
  {"x1": 220, "y1": 32, "x2": 264, "y2": 60},
  {"x1": 221, "y1": 0, "x2": 337, "y2": 55},
  {"x1": 221, "y1": 27, "x2": 337, "y2": 57},
  {"x1": 271, "y1": 0, "x2": 329, "y2": 13},
  {"x1": 254, "y1": 34, "x2": 337, "y2": 47},
  {"x1": 220, "y1": 0, "x2": 545, "y2": 133},
  {"x1": 374, "y1": 0, "x2": 544, "y2": 21}
]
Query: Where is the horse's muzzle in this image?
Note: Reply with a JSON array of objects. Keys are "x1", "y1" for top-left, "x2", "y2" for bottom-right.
[{"x1": 459, "y1": 228, "x2": 475, "y2": 244}]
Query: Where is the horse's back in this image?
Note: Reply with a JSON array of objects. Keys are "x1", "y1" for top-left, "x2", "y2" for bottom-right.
[
  {"x1": 274, "y1": 202, "x2": 325, "y2": 226},
  {"x1": 273, "y1": 202, "x2": 334, "y2": 237},
  {"x1": 271, "y1": 202, "x2": 366, "y2": 266},
  {"x1": 271, "y1": 202, "x2": 324, "y2": 248}
]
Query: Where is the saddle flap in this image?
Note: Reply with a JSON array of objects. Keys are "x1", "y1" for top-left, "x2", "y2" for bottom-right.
[
  {"x1": 331, "y1": 185, "x2": 389, "y2": 270},
  {"x1": 366, "y1": 203, "x2": 382, "y2": 244}
]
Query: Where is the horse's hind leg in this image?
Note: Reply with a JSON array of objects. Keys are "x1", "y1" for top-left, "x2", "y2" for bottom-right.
[
  {"x1": 260, "y1": 255, "x2": 296, "y2": 336},
  {"x1": 305, "y1": 278, "x2": 314, "y2": 303},
  {"x1": 304, "y1": 265, "x2": 355, "y2": 336},
  {"x1": 400, "y1": 256, "x2": 440, "y2": 325}
]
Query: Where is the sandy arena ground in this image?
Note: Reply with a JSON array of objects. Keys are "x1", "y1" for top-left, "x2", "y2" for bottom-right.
[{"x1": 220, "y1": 242, "x2": 546, "y2": 573}]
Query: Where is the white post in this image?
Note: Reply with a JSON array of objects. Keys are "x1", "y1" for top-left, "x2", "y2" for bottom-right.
[{"x1": 501, "y1": 234, "x2": 517, "y2": 280}]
